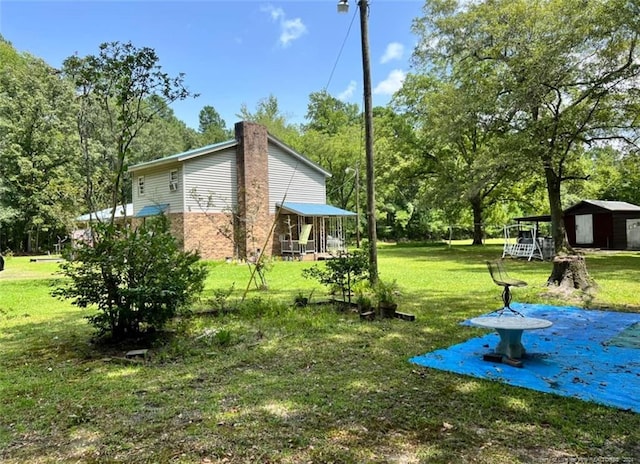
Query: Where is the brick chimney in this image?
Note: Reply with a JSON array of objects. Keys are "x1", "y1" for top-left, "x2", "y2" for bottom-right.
[{"x1": 235, "y1": 121, "x2": 271, "y2": 259}]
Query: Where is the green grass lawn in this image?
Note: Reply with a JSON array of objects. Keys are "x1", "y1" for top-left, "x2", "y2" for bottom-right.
[{"x1": 1, "y1": 244, "x2": 639, "y2": 463}]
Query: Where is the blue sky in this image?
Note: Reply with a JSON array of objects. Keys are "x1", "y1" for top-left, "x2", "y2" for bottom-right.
[{"x1": 0, "y1": 0, "x2": 424, "y2": 130}]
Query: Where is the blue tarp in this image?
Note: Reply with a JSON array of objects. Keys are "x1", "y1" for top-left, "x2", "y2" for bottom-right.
[{"x1": 410, "y1": 304, "x2": 640, "y2": 413}]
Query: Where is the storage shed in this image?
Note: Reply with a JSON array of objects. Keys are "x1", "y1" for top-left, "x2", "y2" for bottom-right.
[{"x1": 564, "y1": 200, "x2": 640, "y2": 250}]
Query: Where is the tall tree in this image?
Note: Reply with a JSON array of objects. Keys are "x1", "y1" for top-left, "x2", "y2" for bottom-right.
[
  {"x1": 589, "y1": 147, "x2": 640, "y2": 207},
  {"x1": 0, "y1": 53, "x2": 81, "y2": 251},
  {"x1": 63, "y1": 41, "x2": 194, "y2": 221},
  {"x1": 198, "y1": 105, "x2": 232, "y2": 144},
  {"x1": 131, "y1": 97, "x2": 200, "y2": 164},
  {"x1": 237, "y1": 94, "x2": 300, "y2": 145},
  {"x1": 395, "y1": 73, "x2": 528, "y2": 244},
  {"x1": 299, "y1": 125, "x2": 362, "y2": 209},
  {"x1": 304, "y1": 90, "x2": 360, "y2": 136},
  {"x1": 413, "y1": 0, "x2": 640, "y2": 288},
  {"x1": 301, "y1": 90, "x2": 363, "y2": 208},
  {"x1": 372, "y1": 106, "x2": 428, "y2": 241},
  {"x1": 0, "y1": 35, "x2": 21, "y2": 70}
]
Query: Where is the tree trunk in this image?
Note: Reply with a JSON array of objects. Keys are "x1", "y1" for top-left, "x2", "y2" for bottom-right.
[
  {"x1": 470, "y1": 196, "x2": 484, "y2": 245},
  {"x1": 548, "y1": 255, "x2": 592, "y2": 290},
  {"x1": 545, "y1": 166, "x2": 568, "y2": 255},
  {"x1": 544, "y1": 165, "x2": 593, "y2": 291}
]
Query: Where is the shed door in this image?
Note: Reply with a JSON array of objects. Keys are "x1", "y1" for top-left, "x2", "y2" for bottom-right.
[
  {"x1": 627, "y1": 219, "x2": 640, "y2": 250},
  {"x1": 575, "y1": 214, "x2": 593, "y2": 245}
]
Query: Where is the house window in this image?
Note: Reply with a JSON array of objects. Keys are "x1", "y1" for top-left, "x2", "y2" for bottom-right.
[
  {"x1": 138, "y1": 176, "x2": 145, "y2": 196},
  {"x1": 169, "y1": 169, "x2": 178, "y2": 192}
]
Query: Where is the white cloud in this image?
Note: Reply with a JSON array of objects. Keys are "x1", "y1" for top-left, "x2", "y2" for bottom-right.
[
  {"x1": 280, "y1": 18, "x2": 307, "y2": 47},
  {"x1": 337, "y1": 80, "x2": 357, "y2": 101},
  {"x1": 262, "y1": 4, "x2": 284, "y2": 21},
  {"x1": 262, "y1": 4, "x2": 307, "y2": 48},
  {"x1": 373, "y1": 69, "x2": 406, "y2": 95},
  {"x1": 381, "y1": 42, "x2": 404, "y2": 64}
]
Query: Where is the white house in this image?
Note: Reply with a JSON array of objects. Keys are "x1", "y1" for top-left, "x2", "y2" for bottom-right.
[{"x1": 127, "y1": 121, "x2": 355, "y2": 260}]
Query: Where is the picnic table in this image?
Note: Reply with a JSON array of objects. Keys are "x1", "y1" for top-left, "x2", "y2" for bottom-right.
[{"x1": 469, "y1": 316, "x2": 553, "y2": 359}]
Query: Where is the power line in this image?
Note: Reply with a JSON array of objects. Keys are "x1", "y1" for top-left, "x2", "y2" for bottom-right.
[{"x1": 324, "y1": 7, "x2": 358, "y2": 92}]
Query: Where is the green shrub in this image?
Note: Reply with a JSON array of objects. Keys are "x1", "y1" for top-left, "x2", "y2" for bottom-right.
[
  {"x1": 206, "y1": 285, "x2": 235, "y2": 313},
  {"x1": 373, "y1": 279, "x2": 399, "y2": 305},
  {"x1": 213, "y1": 328, "x2": 233, "y2": 346},
  {"x1": 302, "y1": 250, "x2": 369, "y2": 303},
  {"x1": 53, "y1": 215, "x2": 208, "y2": 339}
]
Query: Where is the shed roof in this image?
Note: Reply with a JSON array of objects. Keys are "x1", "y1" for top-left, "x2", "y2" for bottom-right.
[
  {"x1": 277, "y1": 202, "x2": 356, "y2": 217},
  {"x1": 513, "y1": 200, "x2": 640, "y2": 223},
  {"x1": 565, "y1": 200, "x2": 640, "y2": 214},
  {"x1": 514, "y1": 214, "x2": 552, "y2": 223}
]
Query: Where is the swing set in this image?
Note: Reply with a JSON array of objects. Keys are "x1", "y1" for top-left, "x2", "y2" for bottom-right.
[{"x1": 502, "y1": 224, "x2": 545, "y2": 261}]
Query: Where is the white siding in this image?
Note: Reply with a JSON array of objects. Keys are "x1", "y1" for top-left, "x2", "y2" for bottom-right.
[
  {"x1": 268, "y1": 142, "x2": 327, "y2": 213},
  {"x1": 183, "y1": 147, "x2": 237, "y2": 213},
  {"x1": 132, "y1": 162, "x2": 184, "y2": 215}
]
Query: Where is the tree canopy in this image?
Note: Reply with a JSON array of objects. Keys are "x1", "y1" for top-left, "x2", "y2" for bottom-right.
[
  {"x1": 237, "y1": 94, "x2": 301, "y2": 145},
  {"x1": 0, "y1": 47, "x2": 81, "y2": 251},
  {"x1": 198, "y1": 105, "x2": 232, "y2": 144},
  {"x1": 2, "y1": 7, "x2": 640, "y2": 256},
  {"x1": 63, "y1": 41, "x2": 195, "y2": 220},
  {"x1": 412, "y1": 0, "x2": 640, "y2": 254}
]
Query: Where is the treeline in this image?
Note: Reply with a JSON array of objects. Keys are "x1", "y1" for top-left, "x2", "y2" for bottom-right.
[
  {"x1": 0, "y1": 37, "x2": 229, "y2": 252},
  {"x1": 1, "y1": 0, "x2": 639, "y2": 254}
]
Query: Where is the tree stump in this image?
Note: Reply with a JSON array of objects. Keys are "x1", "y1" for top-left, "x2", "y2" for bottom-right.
[{"x1": 547, "y1": 255, "x2": 592, "y2": 291}]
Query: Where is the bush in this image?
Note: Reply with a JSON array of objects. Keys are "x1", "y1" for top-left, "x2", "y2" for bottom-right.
[
  {"x1": 54, "y1": 215, "x2": 208, "y2": 339},
  {"x1": 206, "y1": 285, "x2": 235, "y2": 314},
  {"x1": 302, "y1": 250, "x2": 369, "y2": 303},
  {"x1": 373, "y1": 279, "x2": 399, "y2": 305}
]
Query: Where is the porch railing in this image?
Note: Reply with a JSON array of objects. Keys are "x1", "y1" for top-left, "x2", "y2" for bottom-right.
[{"x1": 281, "y1": 239, "x2": 316, "y2": 254}]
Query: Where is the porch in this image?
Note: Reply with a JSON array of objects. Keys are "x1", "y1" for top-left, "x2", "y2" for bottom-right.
[{"x1": 276, "y1": 202, "x2": 357, "y2": 260}]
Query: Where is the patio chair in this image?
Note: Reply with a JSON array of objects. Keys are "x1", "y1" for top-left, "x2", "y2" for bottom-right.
[{"x1": 486, "y1": 260, "x2": 526, "y2": 316}]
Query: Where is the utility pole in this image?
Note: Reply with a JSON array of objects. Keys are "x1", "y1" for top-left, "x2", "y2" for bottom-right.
[
  {"x1": 355, "y1": 165, "x2": 361, "y2": 248},
  {"x1": 346, "y1": 166, "x2": 361, "y2": 248},
  {"x1": 338, "y1": 0, "x2": 378, "y2": 283}
]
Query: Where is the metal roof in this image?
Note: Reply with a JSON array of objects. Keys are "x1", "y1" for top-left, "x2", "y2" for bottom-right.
[
  {"x1": 277, "y1": 202, "x2": 356, "y2": 217},
  {"x1": 514, "y1": 200, "x2": 640, "y2": 222},
  {"x1": 75, "y1": 203, "x2": 133, "y2": 222},
  {"x1": 135, "y1": 204, "x2": 169, "y2": 218},
  {"x1": 127, "y1": 133, "x2": 332, "y2": 178},
  {"x1": 514, "y1": 215, "x2": 552, "y2": 222},
  {"x1": 578, "y1": 200, "x2": 640, "y2": 212}
]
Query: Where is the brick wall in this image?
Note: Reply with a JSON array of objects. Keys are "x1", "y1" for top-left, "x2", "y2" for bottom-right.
[
  {"x1": 168, "y1": 213, "x2": 185, "y2": 249},
  {"x1": 175, "y1": 212, "x2": 237, "y2": 260}
]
